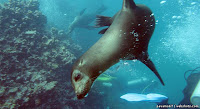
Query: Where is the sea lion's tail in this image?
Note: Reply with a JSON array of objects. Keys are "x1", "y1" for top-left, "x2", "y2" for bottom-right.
[{"x1": 139, "y1": 53, "x2": 165, "y2": 86}]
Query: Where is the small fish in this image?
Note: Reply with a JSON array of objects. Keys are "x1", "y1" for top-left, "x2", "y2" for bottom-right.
[
  {"x1": 96, "y1": 74, "x2": 116, "y2": 82},
  {"x1": 102, "y1": 82, "x2": 113, "y2": 87}
]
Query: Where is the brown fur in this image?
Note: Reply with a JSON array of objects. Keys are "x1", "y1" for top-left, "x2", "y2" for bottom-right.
[{"x1": 71, "y1": 0, "x2": 164, "y2": 99}]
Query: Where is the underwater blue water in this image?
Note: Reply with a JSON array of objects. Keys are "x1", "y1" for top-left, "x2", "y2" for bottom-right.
[
  {"x1": 1, "y1": 0, "x2": 200, "y2": 108},
  {"x1": 38, "y1": 0, "x2": 200, "y2": 108}
]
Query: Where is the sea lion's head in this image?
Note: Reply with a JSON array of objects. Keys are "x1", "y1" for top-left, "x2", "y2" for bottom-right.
[{"x1": 71, "y1": 69, "x2": 92, "y2": 99}]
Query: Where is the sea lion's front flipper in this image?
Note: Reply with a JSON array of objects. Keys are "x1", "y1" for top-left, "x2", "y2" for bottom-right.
[
  {"x1": 139, "y1": 53, "x2": 165, "y2": 85},
  {"x1": 98, "y1": 28, "x2": 108, "y2": 34},
  {"x1": 95, "y1": 15, "x2": 112, "y2": 27}
]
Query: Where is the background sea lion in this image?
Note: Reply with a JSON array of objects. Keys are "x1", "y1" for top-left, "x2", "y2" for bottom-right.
[
  {"x1": 71, "y1": 0, "x2": 164, "y2": 99},
  {"x1": 66, "y1": 5, "x2": 107, "y2": 36}
]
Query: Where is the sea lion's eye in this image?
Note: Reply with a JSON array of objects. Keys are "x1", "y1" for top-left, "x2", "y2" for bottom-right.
[{"x1": 74, "y1": 74, "x2": 81, "y2": 82}]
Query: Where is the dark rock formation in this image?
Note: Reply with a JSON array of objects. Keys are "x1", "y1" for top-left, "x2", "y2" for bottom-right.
[{"x1": 0, "y1": 0, "x2": 84, "y2": 108}]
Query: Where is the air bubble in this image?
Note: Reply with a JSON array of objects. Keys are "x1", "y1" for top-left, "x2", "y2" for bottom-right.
[
  {"x1": 150, "y1": 13, "x2": 154, "y2": 17},
  {"x1": 123, "y1": 62, "x2": 129, "y2": 65},
  {"x1": 191, "y1": 2, "x2": 196, "y2": 5},
  {"x1": 134, "y1": 33, "x2": 139, "y2": 37},
  {"x1": 160, "y1": 1, "x2": 166, "y2": 4},
  {"x1": 130, "y1": 30, "x2": 135, "y2": 34}
]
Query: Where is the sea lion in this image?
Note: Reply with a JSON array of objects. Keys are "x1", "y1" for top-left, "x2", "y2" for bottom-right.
[
  {"x1": 66, "y1": 5, "x2": 106, "y2": 36},
  {"x1": 71, "y1": 0, "x2": 164, "y2": 99}
]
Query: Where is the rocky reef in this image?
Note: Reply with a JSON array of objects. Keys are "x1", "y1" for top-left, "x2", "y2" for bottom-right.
[{"x1": 0, "y1": 0, "x2": 84, "y2": 108}]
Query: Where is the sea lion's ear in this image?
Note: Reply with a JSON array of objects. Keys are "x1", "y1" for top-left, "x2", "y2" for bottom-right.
[
  {"x1": 98, "y1": 28, "x2": 108, "y2": 34},
  {"x1": 95, "y1": 15, "x2": 112, "y2": 27}
]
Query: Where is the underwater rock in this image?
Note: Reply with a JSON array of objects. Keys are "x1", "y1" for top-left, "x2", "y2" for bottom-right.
[
  {"x1": 25, "y1": 30, "x2": 37, "y2": 35},
  {"x1": 0, "y1": 0, "x2": 82, "y2": 108},
  {"x1": 44, "y1": 81, "x2": 58, "y2": 91},
  {"x1": 0, "y1": 87, "x2": 5, "y2": 96},
  {"x1": 8, "y1": 87, "x2": 19, "y2": 93}
]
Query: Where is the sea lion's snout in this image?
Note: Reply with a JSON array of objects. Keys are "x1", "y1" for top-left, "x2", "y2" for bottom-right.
[
  {"x1": 76, "y1": 93, "x2": 85, "y2": 99},
  {"x1": 71, "y1": 70, "x2": 92, "y2": 99}
]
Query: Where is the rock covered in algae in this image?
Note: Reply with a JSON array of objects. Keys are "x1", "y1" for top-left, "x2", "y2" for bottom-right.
[{"x1": 0, "y1": 0, "x2": 82, "y2": 108}]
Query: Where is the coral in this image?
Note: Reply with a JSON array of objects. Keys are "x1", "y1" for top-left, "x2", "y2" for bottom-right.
[{"x1": 0, "y1": 0, "x2": 82, "y2": 108}]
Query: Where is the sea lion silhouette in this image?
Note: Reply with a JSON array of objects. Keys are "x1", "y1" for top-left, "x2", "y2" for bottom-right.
[
  {"x1": 66, "y1": 5, "x2": 106, "y2": 36},
  {"x1": 71, "y1": 0, "x2": 164, "y2": 99}
]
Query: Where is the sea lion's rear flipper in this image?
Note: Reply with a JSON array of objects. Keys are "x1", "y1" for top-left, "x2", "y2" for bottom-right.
[
  {"x1": 139, "y1": 53, "x2": 165, "y2": 85},
  {"x1": 95, "y1": 15, "x2": 112, "y2": 27},
  {"x1": 79, "y1": 8, "x2": 87, "y2": 16},
  {"x1": 98, "y1": 28, "x2": 108, "y2": 34}
]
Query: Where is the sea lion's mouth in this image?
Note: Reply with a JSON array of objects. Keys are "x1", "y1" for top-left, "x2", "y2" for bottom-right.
[
  {"x1": 77, "y1": 94, "x2": 85, "y2": 99},
  {"x1": 75, "y1": 84, "x2": 89, "y2": 99},
  {"x1": 75, "y1": 90, "x2": 84, "y2": 99}
]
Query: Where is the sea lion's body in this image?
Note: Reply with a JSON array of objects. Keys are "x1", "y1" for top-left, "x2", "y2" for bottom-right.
[
  {"x1": 67, "y1": 13, "x2": 94, "y2": 32},
  {"x1": 66, "y1": 6, "x2": 106, "y2": 36},
  {"x1": 71, "y1": 0, "x2": 164, "y2": 99},
  {"x1": 75, "y1": 5, "x2": 154, "y2": 76}
]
